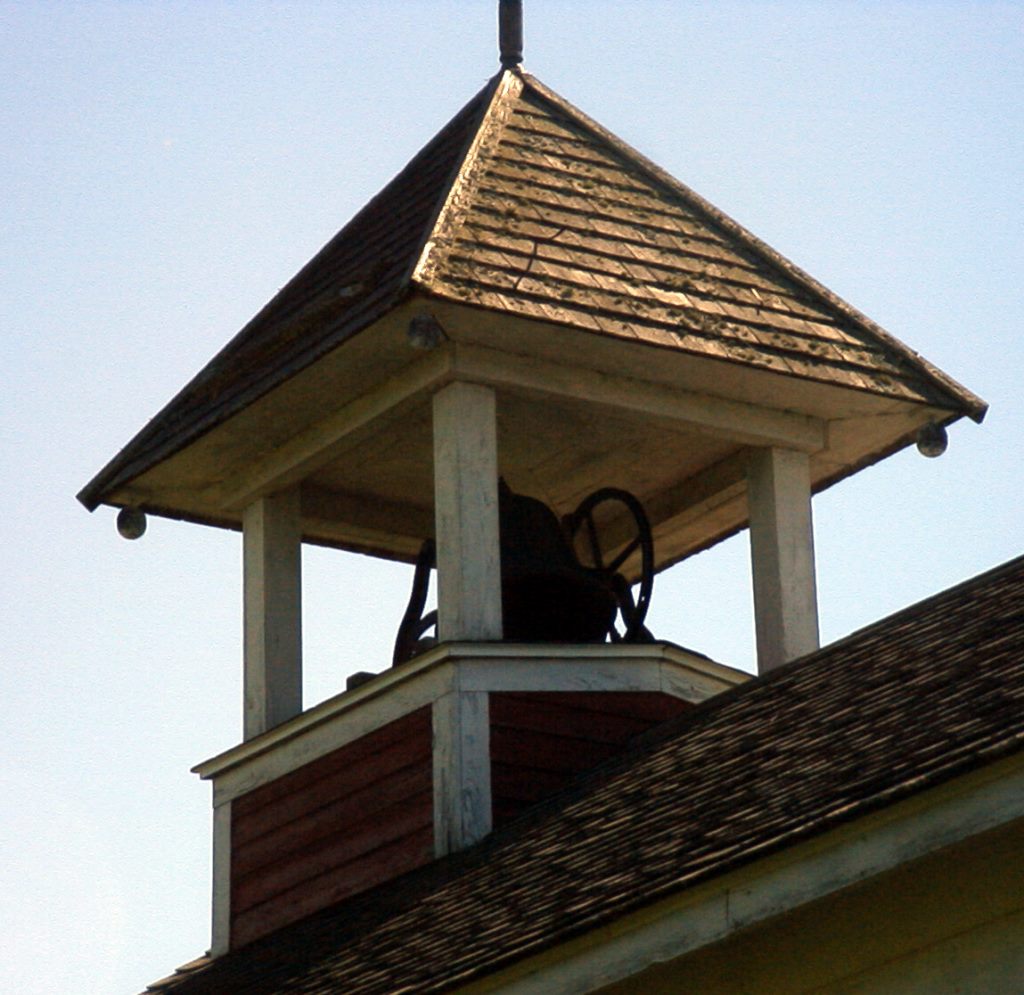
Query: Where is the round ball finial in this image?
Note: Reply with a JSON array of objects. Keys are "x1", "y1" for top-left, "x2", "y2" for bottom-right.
[
  {"x1": 916, "y1": 421, "x2": 948, "y2": 459},
  {"x1": 117, "y1": 507, "x2": 148, "y2": 540},
  {"x1": 407, "y1": 313, "x2": 446, "y2": 350}
]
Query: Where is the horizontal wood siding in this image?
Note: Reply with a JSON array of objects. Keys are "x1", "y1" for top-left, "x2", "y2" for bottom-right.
[
  {"x1": 231, "y1": 707, "x2": 433, "y2": 948},
  {"x1": 490, "y1": 692, "x2": 690, "y2": 824}
]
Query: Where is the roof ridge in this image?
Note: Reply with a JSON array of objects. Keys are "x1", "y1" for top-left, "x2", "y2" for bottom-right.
[
  {"x1": 517, "y1": 73, "x2": 987, "y2": 422},
  {"x1": 411, "y1": 69, "x2": 524, "y2": 288}
]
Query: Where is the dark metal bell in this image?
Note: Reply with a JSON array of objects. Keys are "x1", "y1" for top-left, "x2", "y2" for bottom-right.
[
  {"x1": 498, "y1": 480, "x2": 617, "y2": 642},
  {"x1": 393, "y1": 481, "x2": 651, "y2": 666}
]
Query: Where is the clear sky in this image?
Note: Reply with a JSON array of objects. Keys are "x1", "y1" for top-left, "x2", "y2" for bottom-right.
[{"x1": 2, "y1": 2, "x2": 1021, "y2": 992}]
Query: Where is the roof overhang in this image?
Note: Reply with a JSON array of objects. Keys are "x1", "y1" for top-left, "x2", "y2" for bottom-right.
[
  {"x1": 86, "y1": 292, "x2": 971, "y2": 577},
  {"x1": 80, "y1": 68, "x2": 986, "y2": 578}
]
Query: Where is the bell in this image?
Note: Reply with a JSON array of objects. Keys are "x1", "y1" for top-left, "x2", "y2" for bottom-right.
[
  {"x1": 498, "y1": 480, "x2": 617, "y2": 642},
  {"x1": 393, "y1": 480, "x2": 654, "y2": 665}
]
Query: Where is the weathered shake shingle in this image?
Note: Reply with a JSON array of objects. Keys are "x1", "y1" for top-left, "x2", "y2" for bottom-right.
[
  {"x1": 80, "y1": 69, "x2": 983, "y2": 514},
  {"x1": 147, "y1": 553, "x2": 1024, "y2": 994}
]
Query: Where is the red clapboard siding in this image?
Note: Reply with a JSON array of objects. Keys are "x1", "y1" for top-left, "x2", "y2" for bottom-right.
[
  {"x1": 232, "y1": 829, "x2": 433, "y2": 949},
  {"x1": 234, "y1": 766, "x2": 433, "y2": 878},
  {"x1": 233, "y1": 733, "x2": 431, "y2": 848},
  {"x1": 233, "y1": 789, "x2": 433, "y2": 911},
  {"x1": 233, "y1": 708, "x2": 429, "y2": 823},
  {"x1": 490, "y1": 724, "x2": 624, "y2": 772},
  {"x1": 230, "y1": 706, "x2": 433, "y2": 948},
  {"x1": 490, "y1": 692, "x2": 689, "y2": 824}
]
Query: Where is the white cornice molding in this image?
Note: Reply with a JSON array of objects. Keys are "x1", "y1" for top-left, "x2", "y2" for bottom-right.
[{"x1": 194, "y1": 642, "x2": 747, "y2": 804}]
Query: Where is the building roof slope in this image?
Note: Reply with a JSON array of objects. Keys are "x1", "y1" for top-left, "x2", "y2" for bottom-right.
[
  {"x1": 148, "y1": 552, "x2": 1024, "y2": 994},
  {"x1": 81, "y1": 69, "x2": 983, "y2": 513}
]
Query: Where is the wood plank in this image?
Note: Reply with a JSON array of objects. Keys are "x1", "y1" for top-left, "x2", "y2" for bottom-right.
[
  {"x1": 489, "y1": 725, "x2": 622, "y2": 773},
  {"x1": 243, "y1": 489, "x2": 303, "y2": 740},
  {"x1": 232, "y1": 737, "x2": 430, "y2": 847},
  {"x1": 433, "y1": 382, "x2": 503, "y2": 641},
  {"x1": 482, "y1": 163, "x2": 712, "y2": 234},
  {"x1": 491, "y1": 764, "x2": 573, "y2": 803},
  {"x1": 492, "y1": 799, "x2": 532, "y2": 824},
  {"x1": 488, "y1": 691, "x2": 692, "y2": 824},
  {"x1": 492, "y1": 772, "x2": 575, "y2": 813},
  {"x1": 210, "y1": 348, "x2": 453, "y2": 512},
  {"x1": 451, "y1": 343, "x2": 825, "y2": 453},
  {"x1": 490, "y1": 694, "x2": 660, "y2": 743},
  {"x1": 232, "y1": 707, "x2": 431, "y2": 820},
  {"x1": 494, "y1": 691, "x2": 691, "y2": 724},
  {"x1": 515, "y1": 259, "x2": 853, "y2": 354},
  {"x1": 492, "y1": 764, "x2": 592, "y2": 807},
  {"x1": 547, "y1": 691, "x2": 689, "y2": 720},
  {"x1": 501, "y1": 124, "x2": 646, "y2": 174},
  {"x1": 463, "y1": 208, "x2": 777, "y2": 292},
  {"x1": 495, "y1": 149, "x2": 686, "y2": 215},
  {"x1": 232, "y1": 753, "x2": 428, "y2": 855},
  {"x1": 232, "y1": 789, "x2": 432, "y2": 914},
  {"x1": 469, "y1": 190, "x2": 733, "y2": 262},
  {"x1": 231, "y1": 828, "x2": 433, "y2": 948},
  {"x1": 211, "y1": 802, "x2": 232, "y2": 957},
  {"x1": 433, "y1": 690, "x2": 492, "y2": 856},
  {"x1": 234, "y1": 763, "x2": 432, "y2": 875},
  {"x1": 445, "y1": 255, "x2": 894, "y2": 373},
  {"x1": 300, "y1": 484, "x2": 433, "y2": 544},
  {"x1": 747, "y1": 447, "x2": 820, "y2": 673},
  {"x1": 604, "y1": 450, "x2": 749, "y2": 560}
]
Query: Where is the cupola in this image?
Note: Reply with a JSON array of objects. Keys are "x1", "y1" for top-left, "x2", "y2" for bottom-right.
[{"x1": 80, "y1": 0, "x2": 984, "y2": 959}]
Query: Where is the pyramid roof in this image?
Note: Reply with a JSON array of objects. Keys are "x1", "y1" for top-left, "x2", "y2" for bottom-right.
[{"x1": 79, "y1": 69, "x2": 985, "y2": 564}]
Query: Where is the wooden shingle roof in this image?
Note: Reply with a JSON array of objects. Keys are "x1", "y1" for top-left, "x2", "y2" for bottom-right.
[
  {"x1": 77, "y1": 77, "x2": 497, "y2": 513},
  {"x1": 80, "y1": 68, "x2": 983, "y2": 515},
  {"x1": 146, "y1": 552, "x2": 1024, "y2": 994},
  {"x1": 417, "y1": 73, "x2": 976, "y2": 409}
]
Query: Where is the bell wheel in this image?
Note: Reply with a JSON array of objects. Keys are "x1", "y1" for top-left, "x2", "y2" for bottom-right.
[{"x1": 565, "y1": 488, "x2": 654, "y2": 642}]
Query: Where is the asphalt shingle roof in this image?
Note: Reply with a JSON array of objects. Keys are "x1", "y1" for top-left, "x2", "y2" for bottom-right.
[{"x1": 148, "y1": 552, "x2": 1024, "y2": 994}]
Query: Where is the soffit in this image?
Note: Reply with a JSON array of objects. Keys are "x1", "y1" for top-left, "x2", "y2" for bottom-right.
[{"x1": 103, "y1": 293, "x2": 960, "y2": 577}]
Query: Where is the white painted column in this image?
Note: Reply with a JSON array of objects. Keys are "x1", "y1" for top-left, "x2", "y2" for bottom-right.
[
  {"x1": 746, "y1": 447, "x2": 820, "y2": 674},
  {"x1": 432, "y1": 381, "x2": 503, "y2": 641},
  {"x1": 209, "y1": 800, "x2": 232, "y2": 956},
  {"x1": 432, "y1": 689, "x2": 492, "y2": 855},
  {"x1": 243, "y1": 488, "x2": 302, "y2": 739}
]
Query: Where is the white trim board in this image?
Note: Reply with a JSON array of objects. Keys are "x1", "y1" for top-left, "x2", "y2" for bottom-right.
[{"x1": 195, "y1": 643, "x2": 747, "y2": 806}]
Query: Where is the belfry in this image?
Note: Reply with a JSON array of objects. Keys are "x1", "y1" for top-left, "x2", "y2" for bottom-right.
[{"x1": 81, "y1": 0, "x2": 991, "y2": 972}]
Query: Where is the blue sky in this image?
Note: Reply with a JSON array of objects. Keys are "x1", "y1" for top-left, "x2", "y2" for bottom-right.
[{"x1": 2, "y1": 3, "x2": 1021, "y2": 992}]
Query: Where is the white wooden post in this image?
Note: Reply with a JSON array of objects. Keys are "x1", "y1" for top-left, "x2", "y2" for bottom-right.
[
  {"x1": 432, "y1": 381, "x2": 503, "y2": 641},
  {"x1": 747, "y1": 447, "x2": 820, "y2": 674},
  {"x1": 243, "y1": 488, "x2": 302, "y2": 739},
  {"x1": 209, "y1": 800, "x2": 232, "y2": 955},
  {"x1": 432, "y1": 690, "x2": 492, "y2": 855}
]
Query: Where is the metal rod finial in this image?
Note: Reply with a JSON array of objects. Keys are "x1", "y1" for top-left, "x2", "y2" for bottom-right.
[{"x1": 499, "y1": 0, "x2": 523, "y2": 68}]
